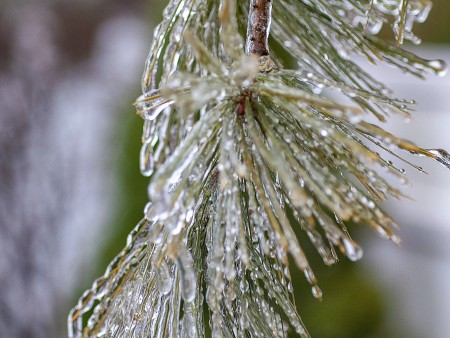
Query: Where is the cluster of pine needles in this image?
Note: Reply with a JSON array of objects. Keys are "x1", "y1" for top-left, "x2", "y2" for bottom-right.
[{"x1": 69, "y1": 0, "x2": 448, "y2": 337}]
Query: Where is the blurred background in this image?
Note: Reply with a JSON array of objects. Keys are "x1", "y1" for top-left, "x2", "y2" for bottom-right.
[{"x1": 0, "y1": 1, "x2": 449, "y2": 337}]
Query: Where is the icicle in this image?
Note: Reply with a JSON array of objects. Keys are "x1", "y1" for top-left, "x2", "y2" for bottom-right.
[
  {"x1": 156, "y1": 259, "x2": 173, "y2": 295},
  {"x1": 174, "y1": 247, "x2": 196, "y2": 302},
  {"x1": 180, "y1": 305, "x2": 197, "y2": 338}
]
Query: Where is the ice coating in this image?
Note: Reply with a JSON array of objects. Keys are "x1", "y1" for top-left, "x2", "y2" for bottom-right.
[{"x1": 69, "y1": 0, "x2": 449, "y2": 336}]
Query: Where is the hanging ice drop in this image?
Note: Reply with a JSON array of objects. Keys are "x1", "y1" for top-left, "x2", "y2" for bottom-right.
[
  {"x1": 156, "y1": 260, "x2": 173, "y2": 295},
  {"x1": 427, "y1": 59, "x2": 448, "y2": 77},
  {"x1": 175, "y1": 249, "x2": 196, "y2": 302},
  {"x1": 428, "y1": 148, "x2": 450, "y2": 170},
  {"x1": 340, "y1": 237, "x2": 363, "y2": 262}
]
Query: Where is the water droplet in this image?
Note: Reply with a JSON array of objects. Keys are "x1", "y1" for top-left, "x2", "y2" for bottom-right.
[
  {"x1": 340, "y1": 238, "x2": 363, "y2": 261},
  {"x1": 312, "y1": 285, "x2": 323, "y2": 301},
  {"x1": 284, "y1": 40, "x2": 293, "y2": 48},
  {"x1": 140, "y1": 142, "x2": 155, "y2": 176},
  {"x1": 287, "y1": 282, "x2": 293, "y2": 293},
  {"x1": 374, "y1": 224, "x2": 393, "y2": 239},
  {"x1": 366, "y1": 19, "x2": 383, "y2": 35},
  {"x1": 175, "y1": 249, "x2": 196, "y2": 302},
  {"x1": 144, "y1": 201, "x2": 152, "y2": 216},
  {"x1": 303, "y1": 266, "x2": 317, "y2": 285},
  {"x1": 427, "y1": 59, "x2": 448, "y2": 77},
  {"x1": 155, "y1": 260, "x2": 172, "y2": 295},
  {"x1": 320, "y1": 129, "x2": 328, "y2": 137},
  {"x1": 428, "y1": 148, "x2": 450, "y2": 170},
  {"x1": 391, "y1": 234, "x2": 402, "y2": 245},
  {"x1": 236, "y1": 164, "x2": 247, "y2": 177}
]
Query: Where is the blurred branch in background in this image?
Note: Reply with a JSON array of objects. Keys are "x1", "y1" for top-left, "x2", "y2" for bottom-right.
[{"x1": 0, "y1": 1, "x2": 150, "y2": 336}]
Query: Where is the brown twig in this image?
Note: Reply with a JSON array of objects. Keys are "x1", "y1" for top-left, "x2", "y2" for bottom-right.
[{"x1": 245, "y1": 0, "x2": 273, "y2": 56}]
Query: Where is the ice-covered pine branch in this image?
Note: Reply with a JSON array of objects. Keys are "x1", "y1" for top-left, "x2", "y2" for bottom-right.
[{"x1": 69, "y1": 0, "x2": 449, "y2": 337}]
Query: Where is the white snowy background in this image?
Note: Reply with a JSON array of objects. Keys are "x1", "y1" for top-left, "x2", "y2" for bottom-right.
[{"x1": 361, "y1": 46, "x2": 450, "y2": 338}]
